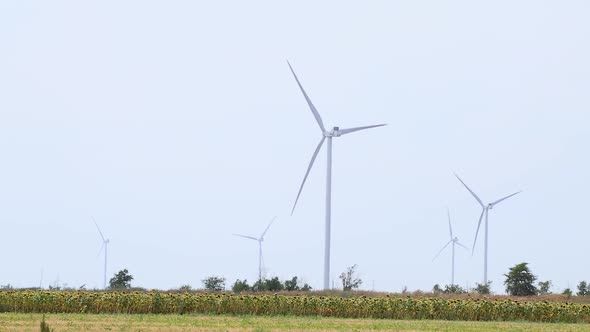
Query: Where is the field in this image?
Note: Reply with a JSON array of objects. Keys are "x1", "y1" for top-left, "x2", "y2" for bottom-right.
[
  {"x1": 3, "y1": 313, "x2": 590, "y2": 332},
  {"x1": 3, "y1": 291, "x2": 590, "y2": 323},
  {"x1": 3, "y1": 291, "x2": 590, "y2": 331}
]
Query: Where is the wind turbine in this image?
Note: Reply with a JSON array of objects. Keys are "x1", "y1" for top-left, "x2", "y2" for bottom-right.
[
  {"x1": 454, "y1": 173, "x2": 521, "y2": 285},
  {"x1": 92, "y1": 217, "x2": 110, "y2": 290},
  {"x1": 288, "y1": 62, "x2": 386, "y2": 290},
  {"x1": 233, "y1": 216, "x2": 276, "y2": 283},
  {"x1": 433, "y1": 208, "x2": 468, "y2": 285}
]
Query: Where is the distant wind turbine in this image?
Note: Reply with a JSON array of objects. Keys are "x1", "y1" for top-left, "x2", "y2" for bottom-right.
[
  {"x1": 288, "y1": 61, "x2": 386, "y2": 290},
  {"x1": 93, "y1": 217, "x2": 110, "y2": 290},
  {"x1": 233, "y1": 216, "x2": 276, "y2": 283},
  {"x1": 454, "y1": 173, "x2": 521, "y2": 285},
  {"x1": 433, "y1": 208, "x2": 468, "y2": 285}
]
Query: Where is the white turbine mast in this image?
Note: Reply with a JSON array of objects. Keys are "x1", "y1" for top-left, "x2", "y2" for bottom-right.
[
  {"x1": 432, "y1": 208, "x2": 468, "y2": 285},
  {"x1": 288, "y1": 61, "x2": 386, "y2": 290},
  {"x1": 92, "y1": 217, "x2": 110, "y2": 290},
  {"x1": 233, "y1": 216, "x2": 277, "y2": 283},
  {"x1": 454, "y1": 173, "x2": 521, "y2": 285}
]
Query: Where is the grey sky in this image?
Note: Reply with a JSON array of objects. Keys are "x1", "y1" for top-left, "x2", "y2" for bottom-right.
[{"x1": 1, "y1": 1, "x2": 588, "y2": 293}]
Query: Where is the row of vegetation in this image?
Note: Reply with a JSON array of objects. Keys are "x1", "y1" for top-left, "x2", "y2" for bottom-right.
[
  {"x1": 3, "y1": 262, "x2": 587, "y2": 299},
  {"x1": 2, "y1": 290, "x2": 590, "y2": 323}
]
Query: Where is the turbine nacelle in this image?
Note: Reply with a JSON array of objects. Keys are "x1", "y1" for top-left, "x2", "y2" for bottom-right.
[{"x1": 323, "y1": 127, "x2": 341, "y2": 137}]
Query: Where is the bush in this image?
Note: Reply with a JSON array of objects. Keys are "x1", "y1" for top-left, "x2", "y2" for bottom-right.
[{"x1": 40, "y1": 315, "x2": 53, "y2": 332}]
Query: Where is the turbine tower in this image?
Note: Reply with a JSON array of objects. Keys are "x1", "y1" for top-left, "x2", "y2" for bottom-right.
[
  {"x1": 433, "y1": 208, "x2": 468, "y2": 285},
  {"x1": 233, "y1": 216, "x2": 276, "y2": 283},
  {"x1": 93, "y1": 217, "x2": 110, "y2": 290},
  {"x1": 288, "y1": 62, "x2": 386, "y2": 290},
  {"x1": 454, "y1": 173, "x2": 521, "y2": 285}
]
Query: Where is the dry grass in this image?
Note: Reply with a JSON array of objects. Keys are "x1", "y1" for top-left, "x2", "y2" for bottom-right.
[{"x1": 2, "y1": 313, "x2": 590, "y2": 332}]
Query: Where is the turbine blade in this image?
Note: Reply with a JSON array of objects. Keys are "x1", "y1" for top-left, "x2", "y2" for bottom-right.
[
  {"x1": 287, "y1": 61, "x2": 326, "y2": 133},
  {"x1": 432, "y1": 240, "x2": 452, "y2": 261},
  {"x1": 261, "y1": 216, "x2": 276, "y2": 239},
  {"x1": 472, "y1": 209, "x2": 485, "y2": 255},
  {"x1": 291, "y1": 136, "x2": 326, "y2": 214},
  {"x1": 92, "y1": 217, "x2": 106, "y2": 242},
  {"x1": 456, "y1": 241, "x2": 469, "y2": 250},
  {"x1": 490, "y1": 191, "x2": 521, "y2": 207},
  {"x1": 454, "y1": 173, "x2": 484, "y2": 208},
  {"x1": 338, "y1": 124, "x2": 387, "y2": 136},
  {"x1": 233, "y1": 234, "x2": 258, "y2": 241},
  {"x1": 447, "y1": 208, "x2": 453, "y2": 239}
]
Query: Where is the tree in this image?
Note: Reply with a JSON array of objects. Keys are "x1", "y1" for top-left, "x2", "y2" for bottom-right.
[
  {"x1": 202, "y1": 276, "x2": 225, "y2": 292},
  {"x1": 432, "y1": 284, "x2": 443, "y2": 295},
  {"x1": 472, "y1": 282, "x2": 492, "y2": 295},
  {"x1": 300, "y1": 283, "x2": 312, "y2": 291},
  {"x1": 339, "y1": 264, "x2": 362, "y2": 291},
  {"x1": 284, "y1": 277, "x2": 300, "y2": 291},
  {"x1": 178, "y1": 285, "x2": 192, "y2": 292},
  {"x1": 443, "y1": 284, "x2": 466, "y2": 294},
  {"x1": 109, "y1": 269, "x2": 133, "y2": 289},
  {"x1": 537, "y1": 280, "x2": 552, "y2": 295},
  {"x1": 231, "y1": 279, "x2": 251, "y2": 293},
  {"x1": 577, "y1": 281, "x2": 589, "y2": 296},
  {"x1": 251, "y1": 277, "x2": 283, "y2": 292},
  {"x1": 282, "y1": 276, "x2": 312, "y2": 292},
  {"x1": 563, "y1": 288, "x2": 573, "y2": 297},
  {"x1": 265, "y1": 277, "x2": 284, "y2": 291},
  {"x1": 504, "y1": 263, "x2": 537, "y2": 296}
]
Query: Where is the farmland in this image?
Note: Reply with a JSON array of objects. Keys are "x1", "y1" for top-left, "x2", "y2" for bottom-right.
[{"x1": 2, "y1": 290, "x2": 590, "y2": 324}]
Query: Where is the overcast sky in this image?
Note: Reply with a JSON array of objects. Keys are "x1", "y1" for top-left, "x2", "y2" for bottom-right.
[{"x1": 1, "y1": 1, "x2": 589, "y2": 293}]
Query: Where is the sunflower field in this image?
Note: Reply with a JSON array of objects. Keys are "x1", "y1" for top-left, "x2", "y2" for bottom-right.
[{"x1": 1, "y1": 290, "x2": 589, "y2": 323}]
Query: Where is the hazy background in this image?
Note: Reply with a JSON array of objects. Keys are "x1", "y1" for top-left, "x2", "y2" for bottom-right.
[{"x1": 1, "y1": 1, "x2": 588, "y2": 293}]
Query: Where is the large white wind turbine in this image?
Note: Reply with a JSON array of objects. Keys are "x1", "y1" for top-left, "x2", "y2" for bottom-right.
[
  {"x1": 433, "y1": 208, "x2": 468, "y2": 285},
  {"x1": 92, "y1": 217, "x2": 110, "y2": 290},
  {"x1": 454, "y1": 174, "x2": 521, "y2": 285},
  {"x1": 288, "y1": 62, "x2": 386, "y2": 290},
  {"x1": 233, "y1": 216, "x2": 276, "y2": 283}
]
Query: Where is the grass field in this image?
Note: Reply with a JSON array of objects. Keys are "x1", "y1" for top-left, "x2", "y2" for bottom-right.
[{"x1": 2, "y1": 313, "x2": 590, "y2": 332}]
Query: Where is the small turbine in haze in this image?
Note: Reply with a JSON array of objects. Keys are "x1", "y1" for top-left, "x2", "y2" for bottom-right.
[
  {"x1": 233, "y1": 216, "x2": 276, "y2": 283},
  {"x1": 433, "y1": 208, "x2": 468, "y2": 285},
  {"x1": 93, "y1": 217, "x2": 110, "y2": 290},
  {"x1": 288, "y1": 61, "x2": 386, "y2": 290},
  {"x1": 454, "y1": 173, "x2": 521, "y2": 285}
]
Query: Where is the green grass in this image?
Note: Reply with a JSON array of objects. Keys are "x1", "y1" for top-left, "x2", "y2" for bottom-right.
[{"x1": 1, "y1": 313, "x2": 590, "y2": 332}]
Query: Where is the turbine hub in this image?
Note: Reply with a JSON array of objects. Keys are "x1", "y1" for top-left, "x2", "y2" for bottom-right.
[
  {"x1": 487, "y1": 204, "x2": 494, "y2": 209},
  {"x1": 324, "y1": 126, "x2": 341, "y2": 137}
]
